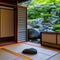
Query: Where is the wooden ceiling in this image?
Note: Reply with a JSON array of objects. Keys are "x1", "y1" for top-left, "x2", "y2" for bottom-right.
[{"x1": 0, "y1": 0, "x2": 28, "y2": 4}]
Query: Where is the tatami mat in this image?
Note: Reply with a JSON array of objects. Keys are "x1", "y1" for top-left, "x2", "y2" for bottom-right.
[
  {"x1": 48, "y1": 53, "x2": 60, "y2": 60},
  {"x1": 3, "y1": 44, "x2": 58, "y2": 60},
  {"x1": 0, "y1": 49, "x2": 24, "y2": 60}
]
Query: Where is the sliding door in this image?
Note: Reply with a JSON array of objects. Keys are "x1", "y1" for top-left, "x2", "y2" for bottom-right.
[
  {"x1": 0, "y1": 6, "x2": 15, "y2": 42},
  {"x1": 1, "y1": 8, "x2": 14, "y2": 37},
  {"x1": 17, "y1": 6, "x2": 27, "y2": 42}
]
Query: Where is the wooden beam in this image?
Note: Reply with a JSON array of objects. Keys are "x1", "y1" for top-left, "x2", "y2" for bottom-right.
[
  {"x1": 0, "y1": 0, "x2": 17, "y2": 4},
  {"x1": 18, "y1": 0, "x2": 28, "y2": 2},
  {"x1": 0, "y1": 2, "x2": 17, "y2": 7}
]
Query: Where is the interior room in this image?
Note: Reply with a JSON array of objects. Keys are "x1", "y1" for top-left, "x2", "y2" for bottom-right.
[{"x1": 0, "y1": 0, "x2": 60, "y2": 60}]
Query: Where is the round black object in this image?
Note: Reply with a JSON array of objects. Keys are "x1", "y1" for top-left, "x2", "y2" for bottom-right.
[{"x1": 22, "y1": 48, "x2": 37, "y2": 54}]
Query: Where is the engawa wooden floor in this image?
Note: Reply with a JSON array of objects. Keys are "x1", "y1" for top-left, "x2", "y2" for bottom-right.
[{"x1": 0, "y1": 42, "x2": 60, "y2": 60}]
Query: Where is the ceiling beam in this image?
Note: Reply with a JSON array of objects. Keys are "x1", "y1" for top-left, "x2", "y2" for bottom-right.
[
  {"x1": 0, "y1": 0, "x2": 28, "y2": 6},
  {"x1": 18, "y1": 0, "x2": 28, "y2": 2},
  {"x1": 0, "y1": 0, "x2": 28, "y2": 3}
]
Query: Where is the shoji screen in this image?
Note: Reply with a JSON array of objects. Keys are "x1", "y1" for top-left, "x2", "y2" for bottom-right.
[
  {"x1": 0, "y1": 8, "x2": 14, "y2": 37},
  {"x1": 17, "y1": 6, "x2": 27, "y2": 42}
]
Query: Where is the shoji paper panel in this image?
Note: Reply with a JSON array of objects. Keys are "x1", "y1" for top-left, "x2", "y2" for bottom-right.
[
  {"x1": 57, "y1": 34, "x2": 60, "y2": 45},
  {"x1": 41, "y1": 33, "x2": 56, "y2": 44},
  {"x1": 17, "y1": 6, "x2": 27, "y2": 42},
  {"x1": 1, "y1": 8, "x2": 14, "y2": 37}
]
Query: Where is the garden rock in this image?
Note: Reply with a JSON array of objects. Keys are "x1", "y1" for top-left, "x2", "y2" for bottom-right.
[{"x1": 28, "y1": 28, "x2": 40, "y2": 39}]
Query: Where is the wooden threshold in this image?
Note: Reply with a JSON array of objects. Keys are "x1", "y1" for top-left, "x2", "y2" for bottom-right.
[{"x1": 0, "y1": 41, "x2": 16, "y2": 47}]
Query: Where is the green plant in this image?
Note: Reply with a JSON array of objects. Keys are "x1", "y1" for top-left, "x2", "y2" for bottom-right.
[
  {"x1": 53, "y1": 24, "x2": 60, "y2": 31},
  {"x1": 55, "y1": 30, "x2": 60, "y2": 32},
  {"x1": 41, "y1": 13, "x2": 51, "y2": 22},
  {"x1": 28, "y1": 7, "x2": 41, "y2": 19}
]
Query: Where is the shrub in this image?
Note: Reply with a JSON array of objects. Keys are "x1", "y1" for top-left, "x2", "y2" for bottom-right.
[{"x1": 53, "y1": 24, "x2": 60, "y2": 32}]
